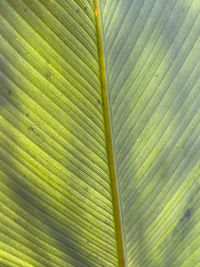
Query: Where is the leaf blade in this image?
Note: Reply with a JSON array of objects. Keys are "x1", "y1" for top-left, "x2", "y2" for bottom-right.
[
  {"x1": 0, "y1": 0, "x2": 118, "y2": 266},
  {"x1": 100, "y1": 0, "x2": 200, "y2": 265}
]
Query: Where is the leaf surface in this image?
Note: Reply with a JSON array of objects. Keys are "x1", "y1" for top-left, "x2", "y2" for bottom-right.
[{"x1": 0, "y1": 0, "x2": 200, "y2": 266}]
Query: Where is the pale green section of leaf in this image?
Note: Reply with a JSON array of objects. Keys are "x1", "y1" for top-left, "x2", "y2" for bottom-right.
[{"x1": 101, "y1": 0, "x2": 200, "y2": 266}]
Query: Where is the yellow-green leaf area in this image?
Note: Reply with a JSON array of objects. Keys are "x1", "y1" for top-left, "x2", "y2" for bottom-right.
[{"x1": 1, "y1": 0, "x2": 200, "y2": 266}]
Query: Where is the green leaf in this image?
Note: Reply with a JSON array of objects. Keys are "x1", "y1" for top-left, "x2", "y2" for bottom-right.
[{"x1": 0, "y1": 0, "x2": 200, "y2": 266}]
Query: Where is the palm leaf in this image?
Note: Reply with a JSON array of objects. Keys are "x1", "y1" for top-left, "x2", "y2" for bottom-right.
[{"x1": 0, "y1": 0, "x2": 200, "y2": 266}]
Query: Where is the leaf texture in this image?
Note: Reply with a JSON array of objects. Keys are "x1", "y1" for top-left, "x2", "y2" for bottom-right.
[
  {"x1": 0, "y1": 1, "x2": 118, "y2": 266},
  {"x1": 0, "y1": 0, "x2": 200, "y2": 266},
  {"x1": 101, "y1": 0, "x2": 200, "y2": 266}
]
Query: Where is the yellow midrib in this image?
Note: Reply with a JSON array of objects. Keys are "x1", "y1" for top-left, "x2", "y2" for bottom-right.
[{"x1": 94, "y1": 1, "x2": 126, "y2": 266}]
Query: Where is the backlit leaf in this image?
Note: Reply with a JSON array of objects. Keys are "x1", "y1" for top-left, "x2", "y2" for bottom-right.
[{"x1": 0, "y1": 0, "x2": 200, "y2": 266}]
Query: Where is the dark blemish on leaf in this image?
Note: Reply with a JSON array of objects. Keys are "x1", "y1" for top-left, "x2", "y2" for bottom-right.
[
  {"x1": 173, "y1": 208, "x2": 192, "y2": 237},
  {"x1": 84, "y1": 7, "x2": 87, "y2": 11},
  {"x1": 155, "y1": 74, "x2": 158, "y2": 77},
  {"x1": 28, "y1": 126, "x2": 34, "y2": 132},
  {"x1": 180, "y1": 209, "x2": 191, "y2": 222},
  {"x1": 26, "y1": 113, "x2": 30, "y2": 118},
  {"x1": 84, "y1": 187, "x2": 88, "y2": 193},
  {"x1": 97, "y1": 100, "x2": 101, "y2": 105},
  {"x1": 24, "y1": 8, "x2": 28, "y2": 13},
  {"x1": 28, "y1": 126, "x2": 40, "y2": 137},
  {"x1": 46, "y1": 72, "x2": 52, "y2": 79},
  {"x1": 8, "y1": 89, "x2": 11, "y2": 95}
]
